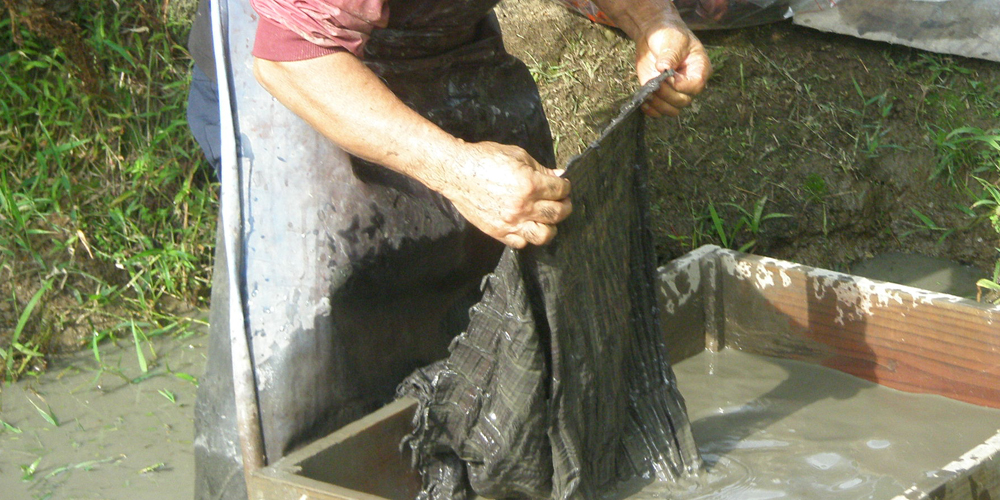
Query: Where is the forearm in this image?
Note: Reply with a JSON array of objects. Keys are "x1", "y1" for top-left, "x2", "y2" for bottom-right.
[
  {"x1": 253, "y1": 51, "x2": 572, "y2": 248},
  {"x1": 589, "y1": 0, "x2": 684, "y2": 40},
  {"x1": 253, "y1": 52, "x2": 461, "y2": 194}
]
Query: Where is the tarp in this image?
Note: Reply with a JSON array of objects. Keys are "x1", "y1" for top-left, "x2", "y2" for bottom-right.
[
  {"x1": 550, "y1": 0, "x2": 841, "y2": 31},
  {"x1": 794, "y1": 0, "x2": 1000, "y2": 63},
  {"x1": 400, "y1": 72, "x2": 700, "y2": 500},
  {"x1": 551, "y1": 0, "x2": 1000, "y2": 62}
]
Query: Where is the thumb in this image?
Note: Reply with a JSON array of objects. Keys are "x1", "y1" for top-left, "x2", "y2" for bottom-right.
[{"x1": 656, "y1": 50, "x2": 683, "y2": 73}]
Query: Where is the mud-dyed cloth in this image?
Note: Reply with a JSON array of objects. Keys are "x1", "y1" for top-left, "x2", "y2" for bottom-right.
[{"x1": 399, "y1": 74, "x2": 701, "y2": 500}]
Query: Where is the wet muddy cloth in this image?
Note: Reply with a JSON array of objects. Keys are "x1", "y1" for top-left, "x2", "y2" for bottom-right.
[{"x1": 400, "y1": 73, "x2": 701, "y2": 500}]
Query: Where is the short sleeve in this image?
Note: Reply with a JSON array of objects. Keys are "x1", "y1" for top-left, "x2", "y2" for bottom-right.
[{"x1": 250, "y1": 0, "x2": 389, "y2": 61}]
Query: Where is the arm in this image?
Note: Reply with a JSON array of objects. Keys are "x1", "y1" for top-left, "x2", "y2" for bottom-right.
[
  {"x1": 591, "y1": 0, "x2": 712, "y2": 118},
  {"x1": 253, "y1": 53, "x2": 571, "y2": 248}
]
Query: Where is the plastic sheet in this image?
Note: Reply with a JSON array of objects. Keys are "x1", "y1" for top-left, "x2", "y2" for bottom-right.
[
  {"x1": 551, "y1": 0, "x2": 841, "y2": 30},
  {"x1": 794, "y1": 0, "x2": 1000, "y2": 63},
  {"x1": 400, "y1": 73, "x2": 700, "y2": 500}
]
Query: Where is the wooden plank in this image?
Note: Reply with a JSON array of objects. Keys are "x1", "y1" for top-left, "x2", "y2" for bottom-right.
[
  {"x1": 252, "y1": 398, "x2": 421, "y2": 500},
  {"x1": 713, "y1": 249, "x2": 1000, "y2": 409},
  {"x1": 895, "y1": 430, "x2": 1000, "y2": 500},
  {"x1": 656, "y1": 246, "x2": 717, "y2": 364},
  {"x1": 250, "y1": 471, "x2": 389, "y2": 500}
]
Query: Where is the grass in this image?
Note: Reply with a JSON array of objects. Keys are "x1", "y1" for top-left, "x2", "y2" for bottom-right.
[
  {"x1": 2, "y1": 0, "x2": 999, "y2": 384},
  {"x1": 698, "y1": 196, "x2": 790, "y2": 253},
  {"x1": 1, "y1": 1, "x2": 215, "y2": 381},
  {"x1": 628, "y1": 27, "x2": 1000, "y2": 278},
  {"x1": 968, "y1": 131, "x2": 1000, "y2": 302}
]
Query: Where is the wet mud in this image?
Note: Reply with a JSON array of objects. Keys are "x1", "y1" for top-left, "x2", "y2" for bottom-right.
[
  {"x1": 639, "y1": 349, "x2": 1000, "y2": 499},
  {"x1": 0, "y1": 330, "x2": 206, "y2": 500}
]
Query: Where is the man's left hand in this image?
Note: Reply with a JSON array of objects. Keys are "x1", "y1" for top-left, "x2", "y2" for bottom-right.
[{"x1": 636, "y1": 23, "x2": 711, "y2": 118}]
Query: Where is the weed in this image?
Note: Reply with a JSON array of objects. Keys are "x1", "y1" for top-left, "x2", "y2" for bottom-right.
[
  {"x1": 27, "y1": 396, "x2": 59, "y2": 427},
  {"x1": 967, "y1": 130, "x2": 1000, "y2": 302},
  {"x1": 158, "y1": 388, "x2": 176, "y2": 403},
  {"x1": 21, "y1": 457, "x2": 41, "y2": 482},
  {"x1": 901, "y1": 207, "x2": 964, "y2": 245},
  {"x1": 931, "y1": 126, "x2": 997, "y2": 186},
  {"x1": 139, "y1": 462, "x2": 167, "y2": 474},
  {"x1": 130, "y1": 320, "x2": 151, "y2": 373},
  {"x1": 1, "y1": 419, "x2": 23, "y2": 433},
  {"x1": 909, "y1": 53, "x2": 973, "y2": 85},
  {"x1": 2, "y1": 280, "x2": 52, "y2": 382},
  {"x1": 0, "y1": 2, "x2": 217, "y2": 380},
  {"x1": 527, "y1": 54, "x2": 579, "y2": 84},
  {"x1": 171, "y1": 370, "x2": 199, "y2": 386},
  {"x1": 706, "y1": 201, "x2": 741, "y2": 250},
  {"x1": 978, "y1": 259, "x2": 1000, "y2": 304},
  {"x1": 698, "y1": 196, "x2": 791, "y2": 253},
  {"x1": 43, "y1": 456, "x2": 122, "y2": 480},
  {"x1": 847, "y1": 76, "x2": 897, "y2": 159}
]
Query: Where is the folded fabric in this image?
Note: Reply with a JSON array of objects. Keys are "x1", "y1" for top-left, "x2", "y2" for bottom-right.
[{"x1": 399, "y1": 73, "x2": 701, "y2": 499}]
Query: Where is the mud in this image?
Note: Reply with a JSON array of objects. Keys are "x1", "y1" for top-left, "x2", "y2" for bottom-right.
[
  {"x1": 638, "y1": 349, "x2": 1000, "y2": 499},
  {"x1": 0, "y1": 330, "x2": 206, "y2": 500},
  {"x1": 849, "y1": 251, "x2": 987, "y2": 299}
]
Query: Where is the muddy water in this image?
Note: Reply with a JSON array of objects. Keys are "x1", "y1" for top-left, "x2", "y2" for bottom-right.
[
  {"x1": 0, "y1": 330, "x2": 206, "y2": 500},
  {"x1": 635, "y1": 349, "x2": 1000, "y2": 499},
  {"x1": 3, "y1": 328, "x2": 998, "y2": 500}
]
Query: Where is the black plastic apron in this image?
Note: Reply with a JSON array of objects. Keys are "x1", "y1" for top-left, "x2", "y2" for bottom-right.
[{"x1": 192, "y1": 1, "x2": 554, "y2": 499}]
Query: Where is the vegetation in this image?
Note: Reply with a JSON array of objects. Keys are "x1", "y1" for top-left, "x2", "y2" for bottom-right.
[
  {"x1": 0, "y1": 0, "x2": 214, "y2": 381},
  {"x1": 2, "y1": 0, "x2": 999, "y2": 385}
]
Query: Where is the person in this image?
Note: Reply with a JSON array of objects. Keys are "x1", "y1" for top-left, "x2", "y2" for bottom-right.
[{"x1": 185, "y1": 1, "x2": 710, "y2": 499}]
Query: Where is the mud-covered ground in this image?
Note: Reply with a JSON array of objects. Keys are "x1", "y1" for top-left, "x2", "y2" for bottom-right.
[{"x1": 499, "y1": 0, "x2": 1000, "y2": 281}]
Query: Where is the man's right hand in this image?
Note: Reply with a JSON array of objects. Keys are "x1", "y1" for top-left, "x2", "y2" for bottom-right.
[
  {"x1": 434, "y1": 141, "x2": 572, "y2": 249},
  {"x1": 255, "y1": 54, "x2": 571, "y2": 248}
]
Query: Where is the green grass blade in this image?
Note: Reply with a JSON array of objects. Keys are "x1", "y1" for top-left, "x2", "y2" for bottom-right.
[
  {"x1": 6, "y1": 281, "x2": 51, "y2": 379},
  {"x1": 27, "y1": 398, "x2": 58, "y2": 427},
  {"x1": 130, "y1": 321, "x2": 149, "y2": 373}
]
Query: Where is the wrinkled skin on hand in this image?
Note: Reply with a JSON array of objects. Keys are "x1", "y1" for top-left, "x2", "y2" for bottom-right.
[
  {"x1": 437, "y1": 141, "x2": 572, "y2": 249},
  {"x1": 636, "y1": 22, "x2": 712, "y2": 118}
]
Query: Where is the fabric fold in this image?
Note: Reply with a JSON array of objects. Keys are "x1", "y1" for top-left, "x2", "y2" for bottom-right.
[{"x1": 400, "y1": 73, "x2": 701, "y2": 499}]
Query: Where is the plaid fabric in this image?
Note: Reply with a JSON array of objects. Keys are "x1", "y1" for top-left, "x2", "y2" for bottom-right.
[{"x1": 400, "y1": 73, "x2": 700, "y2": 499}]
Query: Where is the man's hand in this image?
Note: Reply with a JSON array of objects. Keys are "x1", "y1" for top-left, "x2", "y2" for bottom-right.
[
  {"x1": 434, "y1": 142, "x2": 572, "y2": 249},
  {"x1": 590, "y1": 0, "x2": 712, "y2": 118},
  {"x1": 636, "y1": 23, "x2": 711, "y2": 118},
  {"x1": 255, "y1": 53, "x2": 571, "y2": 248}
]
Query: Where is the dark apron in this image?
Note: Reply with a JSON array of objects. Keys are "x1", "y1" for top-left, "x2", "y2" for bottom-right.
[{"x1": 192, "y1": 1, "x2": 554, "y2": 499}]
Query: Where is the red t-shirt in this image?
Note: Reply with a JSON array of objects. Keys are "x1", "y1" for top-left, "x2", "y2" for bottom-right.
[{"x1": 250, "y1": 0, "x2": 389, "y2": 61}]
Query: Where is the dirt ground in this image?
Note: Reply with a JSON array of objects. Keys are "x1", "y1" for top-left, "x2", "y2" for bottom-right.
[{"x1": 498, "y1": 0, "x2": 1000, "y2": 282}]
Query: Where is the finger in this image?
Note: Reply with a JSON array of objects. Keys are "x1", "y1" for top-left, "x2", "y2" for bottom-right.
[
  {"x1": 532, "y1": 199, "x2": 573, "y2": 224},
  {"x1": 641, "y1": 102, "x2": 664, "y2": 118},
  {"x1": 502, "y1": 233, "x2": 528, "y2": 249},
  {"x1": 670, "y1": 56, "x2": 711, "y2": 96},
  {"x1": 520, "y1": 221, "x2": 558, "y2": 246},
  {"x1": 533, "y1": 172, "x2": 571, "y2": 201},
  {"x1": 643, "y1": 94, "x2": 682, "y2": 118},
  {"x1": 653, "y1": 83, "x2": 694, "y2": 110}
]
